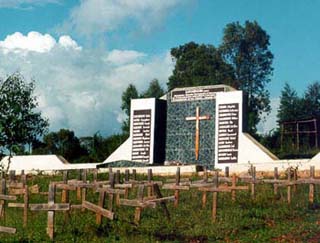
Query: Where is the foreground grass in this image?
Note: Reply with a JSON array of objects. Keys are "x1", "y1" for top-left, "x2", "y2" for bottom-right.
[{"x1": 0, "y1": 173, "x2": 320, "y2": 242}]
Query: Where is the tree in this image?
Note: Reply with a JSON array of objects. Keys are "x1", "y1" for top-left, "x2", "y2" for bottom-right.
[
  {"x1": 0, "y1": 73, "x2": 49, "y2": 155},
  {"x1": 301, "y1": 81, "x2": 320, "y2": 118},
  {"x1": 167, "y1": 42, "x2": 235, "y2": 90},
  {"x1": 220, "y1": 21, "x2": 274, "y2": 134},
  {"x1": 141, "y1": 79, "x2": 165, "y2": 98},
  {"x1": 33, "y1": 129, "x2": 87, "y2": 162},
  {"x1": 121, "y1": 84, "x2": 139, "y2": 134},
  {"x1": 277, "y1": 83, "x2": 302, "y2": 123}
]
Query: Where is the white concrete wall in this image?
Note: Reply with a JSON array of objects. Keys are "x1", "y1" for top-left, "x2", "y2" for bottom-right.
[{"x1": 215, "y1": 91, "x2": 277, "y2": 171}]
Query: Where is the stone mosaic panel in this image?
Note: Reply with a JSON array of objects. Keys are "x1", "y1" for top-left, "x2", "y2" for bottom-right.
[{"x1": 165, "y1": 93, "x2": 216, "y2": 167}]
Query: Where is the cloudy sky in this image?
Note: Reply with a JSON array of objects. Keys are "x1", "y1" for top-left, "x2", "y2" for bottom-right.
[{"x1": 0, "y1": 0, "x2": 319, "y2": 136}]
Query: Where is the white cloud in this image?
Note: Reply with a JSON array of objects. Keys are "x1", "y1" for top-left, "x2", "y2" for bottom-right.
[
  {"x1": 58, "y1": 35, "x2": 82, "y2": 51},
  {"x1": 0, "y1": 0, "x2": 60, "y2": 8},
  {"x1": 257, "y1": 97, "x2": 280, "y2": 134},
  {"x1": 106, "y1": 50, "x2": 146, "y2": 65},
  {"x1": 0, "y1": 32, "x2": 82, "y2": 54},
  {"x1": 0, "y1": 32, "x2": 174, "y2": 137},
  {"x1": 59, "y1": 0, "x2": 187, "y2": 36}
]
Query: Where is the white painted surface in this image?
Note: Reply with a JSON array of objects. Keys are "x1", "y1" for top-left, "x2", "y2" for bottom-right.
[
  {"x1": 99, "y1": 165, "x2": 198, "y2": 176},
  {"x1": 130, "y1": 98, "x2": 156, "y2": 163},
  {"x1": 103, "y1": 137, "x2": 132, "y2": 163},
  {"x1": 215, "y1": 91, "x2": 277, "y2": 170},
  {"x1": 0, "y1": 155, "x2": 97, "y2": 174}
]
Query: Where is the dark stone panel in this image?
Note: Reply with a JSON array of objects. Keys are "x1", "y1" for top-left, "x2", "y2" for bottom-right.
[{"x1": 165, "y1": 95, "x2": 216, "y2": 167}]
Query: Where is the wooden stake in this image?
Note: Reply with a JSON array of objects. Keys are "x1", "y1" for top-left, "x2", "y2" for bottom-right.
[
  {"x1": 47, "y1": 183, "x2": 55, "y2": 240},
  {"x1": 212, "y1": 192, "x2": 217, "y2": 222},
  {"x1": 147, "y1": 169, "x2": 153, "y2": 197},
  {"x1": 287, "y1": 169, "x2": 291, "y2": 204},
  {"x1": 251, "y1": 166, "x2": 256, "y2": 199},
  {"x1": 231, "y1": 174, "x2": 236, "y2": 201},
  {"x1": 274, "y1": 167, "x2": 278, "y2": 196},
  {"x1": 309, "y1": 166, "x2": 315, "y2": 204},
  {"x1": 174, "y1": 167, "x2": 180, "y2": 207}
]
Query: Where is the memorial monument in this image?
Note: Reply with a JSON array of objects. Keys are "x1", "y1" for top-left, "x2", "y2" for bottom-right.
[{"x1": 103, "y1": 84, "x2": 278, "y2": 170}]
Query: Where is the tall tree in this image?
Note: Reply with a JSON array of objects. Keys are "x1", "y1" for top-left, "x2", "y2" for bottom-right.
[
  {"x1": 121, "y1": 84, "x2": 139, "y2": 134},
  {"x1": 141, "y1": 79, "x2": 165, "y2": 98},
  {"x1": 301, "y1": 81, "x2": 320, "y2": 118},
  {"x1": 167, "y1": 42, "x2": 235, "y2": 90},
  {"x1": 220, "y1": 20, "x2": 274, "y2": 133},
  {"x1": 277, "y1": 83, "x2": 302, "y2": 123},
  {"x1": 0, "y1": 73, "x2": 48, "y2": 155}
]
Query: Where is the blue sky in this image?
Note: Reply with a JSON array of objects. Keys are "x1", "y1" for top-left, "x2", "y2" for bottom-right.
[{"x1": 0, "y1": 0, "x2": 319, "y2": 136}]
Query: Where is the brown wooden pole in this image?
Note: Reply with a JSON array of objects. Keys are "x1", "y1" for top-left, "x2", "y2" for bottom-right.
[
  {"x1": 96, "y1": 190, "x2": 106, "y2": 225},
  {"x1": 93, "y1": 169, "x2": 98, "y2": 183},
  {"x1": 309, "y1": 166, "x2": 315, "y2": 205},
  {"x1": 108, "y1": 173, "x2": 115, "y2": 210},
  {"x1": 132, "y1": 169, "x2": 137, "y2": 181},
  {"x1": 76, "y1": 170, "x2": 81, "y2": 200},
  {"x1": 0, "y1": 178, "x2": 6, "y2": 219},
  {"x1": 225, "y1": 167, "x2": 229, "y2": 178},
  {"x1": 147, "y1": 169, "x2": 153, "y2": 197},
  {"x1": 174, "y1": 167, "x2": 180, "y2": 207},
  {"x1": 202, "y1": 191, "x2": 207, "y2": 208},
  {"x1": 212, "y1": 191, "x2": 218, "y2": 222},
  {"x1": 251, "y1": 166, "x2": 256, "y2": 199},
  {"x1": 81, "y1": 170, "x2": 87, "y2": 212},
  {"x1": 274, "y1": 167, "x2": 278, "y2": 196},
  {"x1": 231, "y1": 174, "x2": 236, "y2": 202},
  {"x1": 287, "y1": 169, "x2": 291, "y2": 204},
  {"x1": 23, "y1": 186, "x2": 28, "y2": 227},
  {"x1": 293, "y1": 168, "x2": 297, "y2": 193},
  {"x1": 125, "y1": 169, "x2": 129, "y2": 183},
  {"x1": 47, "y1": 183, "x2": 55, "y2": 240}
]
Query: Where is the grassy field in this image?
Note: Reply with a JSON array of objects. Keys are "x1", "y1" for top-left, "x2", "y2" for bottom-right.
[{"x1": 1, "y1": 172, "x2": 320, "y2": 243}]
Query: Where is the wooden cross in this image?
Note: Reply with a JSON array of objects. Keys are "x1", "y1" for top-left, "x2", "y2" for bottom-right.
[
  {"x1": 29, "y1": 183, "x2": 70, "y2": 240},
  {"x1": 186, "y1": 106, "x2": 210, "y2": 160}
]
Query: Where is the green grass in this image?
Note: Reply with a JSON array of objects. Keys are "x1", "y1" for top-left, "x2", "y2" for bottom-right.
[{"x1": 1, "y1": 173, "x2": 320, "y2": 242}]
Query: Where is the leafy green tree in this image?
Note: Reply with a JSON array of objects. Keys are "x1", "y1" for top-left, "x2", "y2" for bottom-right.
[
  {"x1": 220, "y1": 21, "x2": 274, "y2": 133},
  {"x1": 121, "y1": 84, "x2": 139, "y2": 134},
  {"x1": 33, "y1": 129, "x2": 87, "y2": 162},
  {"x1": 301, "y1": 81, "x2": 320, "y2": 118},
  {"x1": 167, "y1": 42, "x2": 234, "y2": 90},
  {"x1": 277, "y1": 83, "x2": 302, "y2": 123},
  {"x1": 0, "y1": 73, "x2": 49, "y2": 155},
  {"x1": 141, "y1": 79, "x2": 165, "y2": 98}
]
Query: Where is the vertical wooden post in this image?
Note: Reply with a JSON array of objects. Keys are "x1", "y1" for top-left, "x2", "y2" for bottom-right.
[
  {"x1": 213, "y1": 170, "x2": 219, "y2": 188},
  {"x1": 115, "y1": 170, "x2": 120, "y2": 184},
  {"x1": 132, "y1": 169, "x2": 137, "y2": 181},
  {"x1": 204, "y1": 167, "x2": 208, "y2": 182},
  {"x1": 212, "y1": 191, "x2": 218, "y2": 222},
  {"x1": 23, "y1": 185, "x2": 28, "y2": 227},
  {"x1": 202, "y1": 191, "x2": 207, "y2": 208},
  {"x1": 0, "y1": 178, "x2": 6, "y2": 219},
  {"x1": 81, "y1": 170, "x2": 87, "y2": 212},
  {"x1": 293, "y1": 168, "x2": 297, "y2": 193},
  {"x1": 77, "y1": 170, "x2": 81, "y2": 200},
  {"x1": 174, "y1": 167, "x2": 180, "y2": 207},
  {"x1": 62, "y1": 170, "x2": 69, "y2": 222},
  {"x1": 96, "y1": 190, "x2": 106, "y2": 225},
  {"x1": 274, "y1": 167, "x2": 278, "y2": 196},
  {"x1": 125, "y1": 169, "x2": 129, "y2": 183},
  {"x1": 251, "y1": 166, "x2": 256, "y2": 199},
  {"x1": 93, "y1": 169, "x2": 98, "y2": 183},
  {"x1": 225, "y1": 167, "x2": 229, "y2": 178},
  {"x1": 231, "y1": 174, "x2": 236, "y2": 202},
  {"x1": 287, "y1": 169, "x2": 291, "y2": 204},
  {"x1": 21, "y1": 170, "x2": 26, "y2": 187},
  {"x1": 309, "y1": 166, "x2": 315, "y2": 205},
  {"x1": 134, "y1": 185, "x2": 144, "y2": 224},
  {"x1": 147, "y1": 169, "x2": 153, "y2": 197},
  {"x1": 9, "y1": 170, "x2": 15, "y2": 183},
  {"x1": 108, "y1": 173, "x2": 115, "y2": 210},
  {"x1": 47, "y1": 183, "x2": 55, "y2": 240},
  {"x1": 108, "y1": 167, "x2": 112, "y2": 178}
]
